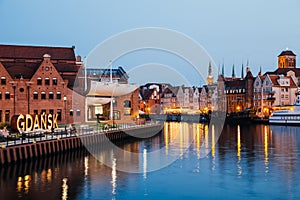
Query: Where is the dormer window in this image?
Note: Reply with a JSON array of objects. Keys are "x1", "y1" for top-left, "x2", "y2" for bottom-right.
[{"x1": 1, "y1": 77, "x2": 6, "y2": 85}]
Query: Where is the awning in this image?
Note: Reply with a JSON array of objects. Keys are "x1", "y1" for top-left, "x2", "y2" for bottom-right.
[
  {"x1": 86, "y1": 97, "x2": 112, "y2": 105},
  {"x1": 87, "y1": 81, "x2": 139, "y2": 97}
]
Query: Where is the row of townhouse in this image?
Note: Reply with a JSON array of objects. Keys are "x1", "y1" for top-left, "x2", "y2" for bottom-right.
[
  {"x1": 139, "y1": 49, "x2": 300, "y2": 116},
  {"x1": 139, "y1": 83, "x2": 221, "y2": 114}
]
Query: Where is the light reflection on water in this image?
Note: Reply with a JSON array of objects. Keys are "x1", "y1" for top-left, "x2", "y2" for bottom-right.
[{"x1": 0, "y1": 123, "x2": 300, "y2": 199}]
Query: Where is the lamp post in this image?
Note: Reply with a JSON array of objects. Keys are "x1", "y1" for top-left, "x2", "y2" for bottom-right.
[{"x1": 64, "y1": 96, "x2": 67, "y2": 124}]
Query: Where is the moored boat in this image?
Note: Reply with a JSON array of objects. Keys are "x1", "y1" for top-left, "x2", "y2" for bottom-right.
[{"x1": 269, "y1": 93, "x2": 300, "y2": 125}]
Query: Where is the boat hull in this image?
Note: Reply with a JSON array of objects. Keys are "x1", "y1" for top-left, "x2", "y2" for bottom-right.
[{"x1": 269, "y1": 115, "x2": 300, "y2": 125}]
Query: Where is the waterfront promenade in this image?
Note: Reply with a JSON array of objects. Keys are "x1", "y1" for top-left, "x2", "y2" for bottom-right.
[{"x1": 0, "y1": 122, "x2": 162, "y2": 165}]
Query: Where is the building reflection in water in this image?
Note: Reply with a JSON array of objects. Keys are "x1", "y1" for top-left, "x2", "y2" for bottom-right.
[
  {"x1": 111, "y1": 151, "x2": 117, "y2": 195},
  {"x1": 1, "y1": 123, "x2": 300, "y2": 199},
  {"x1": 61, "y1": 178, "x2": 68, "y2": 200},
  {"x1": 237, "y1": 125, "x2": 242, "y2": 177},
  {"x1": 17, "y1": 175, "x2": 31, "y2": 194},
  {"x1": 143, "y1": 148, "x2": 147, "y2": 179},
  {"x1": 264, "y1": 125, "x2": 269, "y2": 173}
]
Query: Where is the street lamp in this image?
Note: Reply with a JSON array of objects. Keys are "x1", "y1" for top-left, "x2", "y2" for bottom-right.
[{"x1": 64, "y1": 96, "x2": 67, "y2": 124}]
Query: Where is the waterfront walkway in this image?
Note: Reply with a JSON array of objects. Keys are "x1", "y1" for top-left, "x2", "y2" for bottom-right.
[{"x1": 0, "y1": 122, "x2": 158, "y2": 148}]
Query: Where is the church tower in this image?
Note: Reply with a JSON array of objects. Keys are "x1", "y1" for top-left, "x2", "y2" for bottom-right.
[
  {"x1": 278, "y1": 48, "x2": 296, "y2": 68},
  {"x1": 232, "y1": 64, "x2": 236, "y2": 79},
  {"x1": 206, "y1": 62, "x2": 214, "y2": 85}
]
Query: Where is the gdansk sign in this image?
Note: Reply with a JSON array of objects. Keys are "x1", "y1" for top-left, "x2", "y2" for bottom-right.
[{"x1": 11, "y1": 114, "x2": 59, "y2": 132}]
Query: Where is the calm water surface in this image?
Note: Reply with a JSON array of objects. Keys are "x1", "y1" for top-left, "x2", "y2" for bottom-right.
[{"x1": 1, "y1": 123, "x2": 300, "y2": 199}]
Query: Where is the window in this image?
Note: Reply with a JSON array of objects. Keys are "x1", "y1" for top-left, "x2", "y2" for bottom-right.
[
  {"x1": 70, "y1": 109, "x2": 74, "y2": 116},
  {"x1": 49, "y1": 92, "x2": 54, "y2": 99},
  {"x1": 52, "y1": 78, "x2": 57, "y2": 85},
  {"x1": 0, "y1": 110, "x2": 2, "y2": 122},
  {"x1": 57, "y1": 109, "x2": 62, "y2": 121},
  {"x1": 34, "y1": 110, "x2": 38, "y2": 115},
  {"x1": 49, "y1": 109, "x2": 54, "y2": 114},
  {"x1": 41, "y1": 109, "x2": 46, "y2": 114},
  {"x1": 285, "y1": 88, "x2": 288, "y2": 92},
  {"x1": 33, "y1": 92, "x2": 38, "y2": 99},
  {"x1": 124, "y1": 100, "x2": 131, "y2": 115},
  {"x1": 1, "y1": 77, "x2": 6, "y2": 85},
  {"x1": 5, "y1": 110, "x2": 10, "y2": 122},
  {"x1": 76, "y1": 109, "x2": 81, "y2": 116},
  {"x1": 37, "y1": 77, "x2": 42, "y2": 85},
  {"x1": 56, "y1": 92, "x2": 61, "y2": 99},
  {"x1": 5, "y1": 92, "x2": 10, "y2": 100},
  {"x1": 41, "y1": 92, "x2": 46, "y2": 99},
  {"x1": 0, "y1": 92, "x2": 2, "y2": 100},
  {"x1": 45, "y1": 78, "x2": 50, "y2": 85}
]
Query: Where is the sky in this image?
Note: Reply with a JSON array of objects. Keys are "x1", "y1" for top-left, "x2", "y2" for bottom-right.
[{"x1": 1, "y1": 0, "x2": 300, "y2": 86}]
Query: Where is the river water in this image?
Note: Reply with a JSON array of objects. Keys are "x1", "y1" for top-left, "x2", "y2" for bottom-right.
[{"x1": 1, "y1": 123, "x2": 300, "y2": 199}]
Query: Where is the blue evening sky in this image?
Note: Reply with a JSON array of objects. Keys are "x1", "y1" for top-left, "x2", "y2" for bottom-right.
[{"x1": 1, "y1": 0, "x2": 300, "y2": 86}]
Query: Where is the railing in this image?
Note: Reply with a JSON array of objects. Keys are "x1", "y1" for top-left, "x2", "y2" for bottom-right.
[{"x1": 0, "y1": 122, "x2": 158, "y2": 148}]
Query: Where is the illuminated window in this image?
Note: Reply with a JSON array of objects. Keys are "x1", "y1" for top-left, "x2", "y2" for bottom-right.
[{"x1": 5, "y1": 110, "x2": 10, "y2": 122}]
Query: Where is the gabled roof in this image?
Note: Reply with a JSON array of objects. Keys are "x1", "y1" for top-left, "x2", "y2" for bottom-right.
[
  {"x1": 268, "y1": 75, "x2": 297, "y2": 87},
  {"x1": 161, "y1": 87, "x2": 175, "y2": 98},
  {"x1": 0, "y1": 44, "x2": 79, "y2": 88},
  {"x1": 0, "y1": 44, "x2": 76, "y2": 60},
  {"x1": 268, "y1": 75, "x2": 280, "y2": 86}
]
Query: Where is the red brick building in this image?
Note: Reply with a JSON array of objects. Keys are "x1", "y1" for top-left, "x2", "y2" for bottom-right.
[{"x1": 0, "y1": 44, "x2": 85, "y2": 124}]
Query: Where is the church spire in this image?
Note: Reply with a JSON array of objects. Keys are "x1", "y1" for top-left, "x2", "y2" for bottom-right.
[
  {"x1": 258, "y1": 66, "x2": 262, "y2": 76},
  {"x1": 206, "y1": 61, "x2": 214, "y2": 85},
  {"x1": 222, "y1": 62, "x2": 225, "y2": 76},
  {"x1": 208, "y1": 61, "x2": 212, "y2": 76},
  {"x1": 232, "y1": 64, "x2": 236, "y2": 79},
  {"x1": 241, "y1": 63, "x2": 244, "y2": 78}
]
